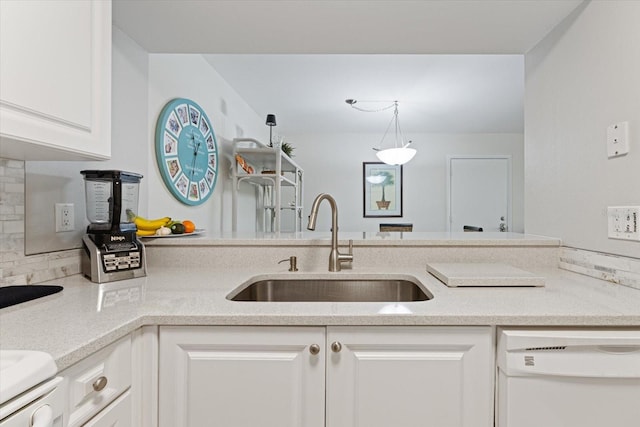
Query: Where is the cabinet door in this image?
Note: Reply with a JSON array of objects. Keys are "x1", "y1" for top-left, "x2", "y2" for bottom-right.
[
  {"x1": 83, "y1": 390, "x2": 132, "y2": 427},
  {"x1": 326, "y1": 326, "x2": 493, "y2": 427},
  {"x1": 0, "y1": 0, "x2": 111, "y2": 160},
  {"x1": 159, "y1": 326, "x2": 325, "y2": 427}
]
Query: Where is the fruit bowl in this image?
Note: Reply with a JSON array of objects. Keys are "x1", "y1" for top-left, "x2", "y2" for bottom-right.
[{"x1": 137, "y1": 229, "x2": 206, "y2": 238}]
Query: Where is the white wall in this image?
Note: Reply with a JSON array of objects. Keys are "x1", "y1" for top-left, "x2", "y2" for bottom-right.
[
  {"x1": 289, "y1": 132, "x2": 524, "y2": 233},
  {"x1": 525, "y1": 1, "x2": 640, "y2": 258},
  {"x1": 21, "y1": 27, "x2": 279, "y2": 258},
  {"x1": 147, "y1": 55, "x2": 265, "y2": 233},
  {"x1": 26, "y1": 40, "x2": 268, "y2": 251},
  {"x1": 145, "y1": 57, "x2": 525, "y2": 234},
  {"x1": 25, "y1": 26, "x2": 150, "y2": 254}
]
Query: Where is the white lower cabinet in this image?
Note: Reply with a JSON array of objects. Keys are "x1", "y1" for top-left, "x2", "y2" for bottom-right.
[
  {"x1": 326, "y1": 326, "x2": 494, "y2": 427},
  {"x1": 159, "y1": 326, "x2": 325, "y2": 427},
  {"x1": 159, "y1": 326, "x2": 493, "y2": 427},
  {"x1": 61, "y1": 334, "x2": 132, "y2": 427}
]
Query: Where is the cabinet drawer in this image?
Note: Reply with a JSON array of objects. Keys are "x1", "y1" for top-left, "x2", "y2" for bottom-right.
[
  {"x1": 64, "y1": 335, "x2": 132, "y2": 427},
  {"x1": 83, "y1": 390, "x2": 132, "y2": 427}
]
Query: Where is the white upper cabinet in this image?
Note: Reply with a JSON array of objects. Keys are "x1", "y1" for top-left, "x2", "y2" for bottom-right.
[{"x1": 0, "y1": 0, "x2": 111, "y2": 160}]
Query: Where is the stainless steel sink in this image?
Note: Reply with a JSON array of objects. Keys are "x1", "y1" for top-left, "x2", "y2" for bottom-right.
[{"x1": 227, "y1": 277, "x2": 432, "y2": 302}]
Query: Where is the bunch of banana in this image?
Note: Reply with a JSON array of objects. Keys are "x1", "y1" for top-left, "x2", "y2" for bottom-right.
[{"x1": 126, "y1": 209, "x2": 171, "y2": 236}]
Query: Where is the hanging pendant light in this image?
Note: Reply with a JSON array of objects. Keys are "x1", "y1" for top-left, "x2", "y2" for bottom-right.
[
  {"x1": 346, "y1": 99, "x2": 417, "y2": 165},
  {"x1": 374, "y1": 102, "x2": 416, "y2": 165}
]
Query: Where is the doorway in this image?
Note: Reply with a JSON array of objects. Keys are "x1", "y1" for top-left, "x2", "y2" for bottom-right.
[{"x1": 446, "y1": 155, "x2": 512, "y2": 232}]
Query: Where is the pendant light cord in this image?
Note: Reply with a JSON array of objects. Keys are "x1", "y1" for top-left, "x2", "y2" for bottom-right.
[
  {"x1": 377, "y1": 102, "x2": 405, "y2": 150},
  {"x1": 346, "y1": 99, "x2": 411, "y2": 153}
]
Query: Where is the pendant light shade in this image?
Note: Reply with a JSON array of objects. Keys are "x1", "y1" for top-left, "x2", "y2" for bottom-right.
[
  {"x1": 346, "y1": 99, "x2": 417, "y2": 165},
  {"x1": 376, "y1": 146, "x2": 417, "y2": 165}
]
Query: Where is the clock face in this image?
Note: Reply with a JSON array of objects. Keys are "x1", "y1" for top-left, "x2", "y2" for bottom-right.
[{"x1": 155, "y1": 98, "x2": 218, "y2": 205}]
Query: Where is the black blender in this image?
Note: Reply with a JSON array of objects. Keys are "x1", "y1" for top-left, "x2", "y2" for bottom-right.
[{"x1": 80, "y1": 170, "x2": 147, "y2": 283}]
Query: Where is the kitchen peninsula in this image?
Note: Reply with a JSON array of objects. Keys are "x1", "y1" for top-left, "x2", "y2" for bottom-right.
[
  {"x1": 1, "y1": 232, "x2": 639, "y2": 426},
  {"x1": 1, "y1": 232, "x2": 638, "y2": 369}
]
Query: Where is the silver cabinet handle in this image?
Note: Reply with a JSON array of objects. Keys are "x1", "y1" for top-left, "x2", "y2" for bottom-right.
[
  {"x1": 331, "y1": 341, "x2": 342, "y2": 353},
  {"x1": 309, "y1": 344, "x2": 320, "y2": 355},
  {"x1": 92, "y1": 376, "x2": 108, "y2": 392}
]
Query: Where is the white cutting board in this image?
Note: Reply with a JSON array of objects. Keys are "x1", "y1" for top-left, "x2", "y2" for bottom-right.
[{"x1": 426, "y1": 263, "x2": 545, "y2": 287}]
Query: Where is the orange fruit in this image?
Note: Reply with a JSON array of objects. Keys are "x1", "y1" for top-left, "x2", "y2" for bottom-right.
[{"x1": 183, "y1": 220, "x2": 196, "y2": 233}]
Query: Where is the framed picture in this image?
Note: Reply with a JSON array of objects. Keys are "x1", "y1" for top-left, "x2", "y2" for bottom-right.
[{"x1": 363, "y1": 162, "x2": 403, "y2": 217}]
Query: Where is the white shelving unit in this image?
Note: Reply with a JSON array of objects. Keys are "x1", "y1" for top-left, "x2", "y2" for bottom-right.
[{"x1": 232, "y1": 138, "x2": 304, "y2": 232}]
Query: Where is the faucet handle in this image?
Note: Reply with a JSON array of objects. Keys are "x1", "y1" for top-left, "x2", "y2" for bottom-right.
[{"x1": 337, "y1": 240, "x2": 354, "y2": 268}]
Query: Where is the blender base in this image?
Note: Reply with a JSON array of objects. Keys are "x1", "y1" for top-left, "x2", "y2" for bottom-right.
[{"x1": 81, "y1": 235, "x2": 147, "y2": 283}]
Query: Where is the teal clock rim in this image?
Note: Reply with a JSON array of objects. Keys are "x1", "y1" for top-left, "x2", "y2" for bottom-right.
[{"x1": 155, "y1": 98, "x2": 219, "y2": 206}]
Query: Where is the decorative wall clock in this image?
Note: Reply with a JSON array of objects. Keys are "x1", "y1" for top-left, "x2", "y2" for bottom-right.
[{"x1": 155, "y1": 98, "x2": 218, "y2": 205}]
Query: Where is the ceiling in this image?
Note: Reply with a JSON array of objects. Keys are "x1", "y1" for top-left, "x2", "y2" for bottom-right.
[
  {"x1": 113, "y1": 0, "x2": 583, "y2": 134},
  {"x1": 203, "y1": 54, "x2": 524, "y2": 133}
]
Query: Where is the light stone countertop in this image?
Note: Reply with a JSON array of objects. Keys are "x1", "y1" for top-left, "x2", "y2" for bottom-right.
[{"x1": 1, "y1": 263, "x2": 639, "y2": 371}]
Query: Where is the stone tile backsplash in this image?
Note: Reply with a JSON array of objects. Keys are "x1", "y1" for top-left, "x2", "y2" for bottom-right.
[
  {"x1": 559, "y1": 246, "x2": 640, "y2": 291},
  {"x1": 0, "y1": 158, "x2": 82, "y2": 285}
]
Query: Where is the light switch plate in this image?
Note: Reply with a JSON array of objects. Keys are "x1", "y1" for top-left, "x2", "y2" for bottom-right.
[
  {"x1": 607, "y1": 122, "x2": 630, "y2": 158},
  {"x1": 607, "y1": 206, "x2": 640, "y2": 241}
]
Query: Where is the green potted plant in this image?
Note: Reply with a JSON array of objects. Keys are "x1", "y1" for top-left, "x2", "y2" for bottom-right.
[{"x1": 280, "y1": 142, "x2": 294, "y2": 157}]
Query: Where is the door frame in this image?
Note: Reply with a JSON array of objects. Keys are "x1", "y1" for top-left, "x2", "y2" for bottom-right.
[{"x1": 446, "y1": 155, "x2": 512, "y2": 232}]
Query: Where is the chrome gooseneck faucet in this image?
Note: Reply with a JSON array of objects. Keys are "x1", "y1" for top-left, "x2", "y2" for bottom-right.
[{"x1": 307, "y1": 193, "x2": 353, "y2": 272}]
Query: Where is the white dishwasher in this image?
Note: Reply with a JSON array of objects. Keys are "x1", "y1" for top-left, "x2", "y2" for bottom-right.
[{"x1": 497, "y1": 328, "x2": 640, "y2": 427}]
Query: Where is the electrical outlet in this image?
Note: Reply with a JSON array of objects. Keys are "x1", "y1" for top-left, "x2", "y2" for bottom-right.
[
  {"x1": 55, "y1": 203, "x2": 75, "y2": 232},
  {"x1": 607, "y1": 206, "x2": 640, "y2": 241}
]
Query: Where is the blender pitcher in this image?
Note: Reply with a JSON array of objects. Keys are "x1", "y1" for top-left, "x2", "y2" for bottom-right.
[{"x1": 82, "y1": 170, "x2": 142, "y2": 234}]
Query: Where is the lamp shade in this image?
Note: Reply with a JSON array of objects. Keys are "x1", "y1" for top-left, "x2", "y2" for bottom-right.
[
  {"x1": 376, "y1": 147, "x2": 416, "y2": 165},
  {"x1": 265, "y1": 114, "x2": 277, "y2": 126}
]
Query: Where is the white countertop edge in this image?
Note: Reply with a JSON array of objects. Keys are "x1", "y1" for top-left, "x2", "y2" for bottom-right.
[
  {"x1": 142, "y1": 232, "x2": 561, "y2": 247},
  {"x1": 51, "y1": 312, "x2": 640, "y2": 371}
]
